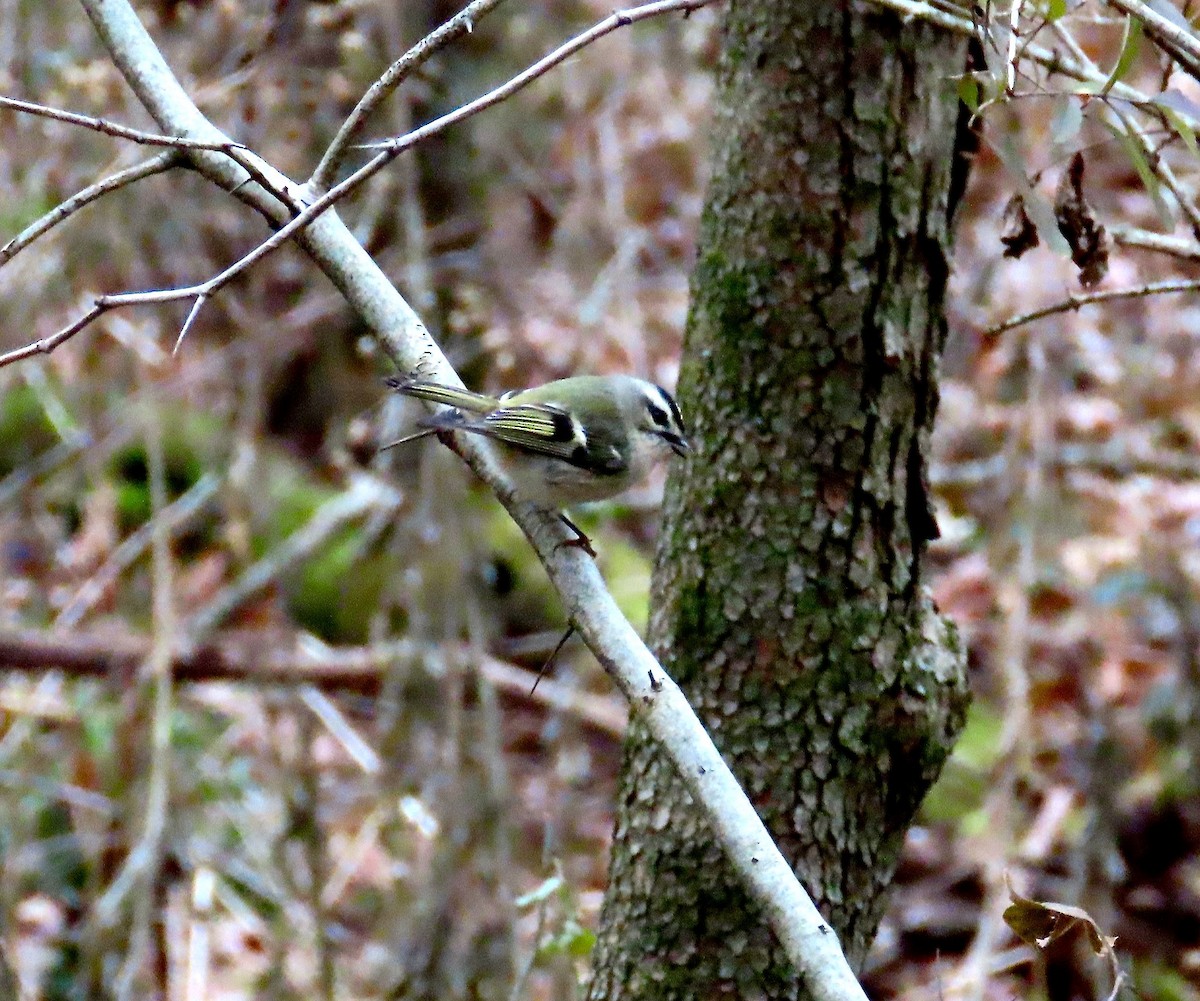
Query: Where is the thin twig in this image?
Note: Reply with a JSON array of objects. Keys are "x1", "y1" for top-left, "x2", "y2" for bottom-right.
[
  {"x1": 185, "y1": 868, "x2": 216, "y2": 1001},
  {"x1": 242, "y1": 0, "x2": 725, "y2": 315},
  {"x1": 299, "y1": 684, "x2": 381, "y2": 774},
  {"x1": 94, "y1": 391, "x2": 177, "y2": 936},
  {"x1": 0, "y1": 287, "x2": 192, "y2": 368},
  {"x1": 0, "y1": 93, "x2": 297, "y2": 215},
  {"x1": 320, "y1": 807, "x2": 384, "y2": 908},
  {"x1": 0, "y1": 151, "x2": 179, "y2": 266},
  {"x1": 932, "y1": 438, "x2": 1200, "y2": 488},
  {"x1": 1112, "y1": 226, "x2": 1200, "y2": 259},
  {"x1": 985, "y1": 278, "x2": 1200, "y2": 335},
  {"x1": 363, "y1": 0, "x2": 718, "y2": 153},
  {"x1": 1005, "y1": 0, "x2": 1024, "y2": 95},
  {"x1": 55, "y1": 472, "x2": 219, "y2": 629},
  {"x1": 0, "y1": 94, "x2": 246, "y2": 150},
  {"x1": 183, "y1": 473, "x2": 401, "y2": 644},
  {"x1": 310, "y1": 0, "x2": 510, "y2": 191},
  {"x1": 862, "y1": 0, "x2": 976, "y2": 35},
  {"x1": 1047, "y1": 13, "x2": 1200, "y2": 238},
  {"x1": 0, "y1": 346, "x2": 239, "y2": 507},
  {"x1": 1105, "y1": 96, "x2": 1200, "y2": 238},
  {"x1": 0, "y1": 429, "x2": 93, "y2": 507},
  {"x1": 870, "y1": 0, "x2": 1193, "y2": 114}
]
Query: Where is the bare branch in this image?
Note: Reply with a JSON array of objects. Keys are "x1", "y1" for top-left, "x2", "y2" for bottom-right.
[
  {"x1": 1005, "y1": 0, "x2": 1024, "y2": 95},
  {"x1": 870, "y1": 0, "x2": 1200, "y2": 245},
  {"x1": 1105, "y1": 94, "x2": 1200, "y2": 239},
  {"x1": 311, "y1": 0, "x2": 510, "y2": 191},
  {"x1": 869, "y1": 0, "x2": 1189, "y2": 112},
  {"x1": 0, "y1": 285, "x2": 201, "y2": 368},
  {"x1": 866, "y1": 0, "x2": 976, "y2": 35},
  {"x1": 1112, "y1": 226, "x2": 1200, "y2": 260},
  {"x1": 0, "y1": 429, "x2": 94, "y2": 507},
  {"x1": 154, "y1": 0, "x2": 727, "y2": 354},
  {"x1": 0, "y1": 94, "x2": 245, "y2": 150},
  {"x1": 188, "y1": 0, "x2": 725, "y2": 339},
  {"x1": 0, "y1": 629, "x2": 627, "y2": 737},
  {"x1": 0, "y1": 298, "x2": 109, "y2": 367},
  {"x1": 1043, "y1": 17, "x2": 1200, "y2": 239},
  {"x1": 0, "y1": 152, "x2": 179, "y2": 266},
  {"x1": 1, "y1": 0, "x2": 718, "y2": 370},
  {"x1": 94, "y1": 385, "x2": 178, "y2": 939},
  {"x1": 173, "y1": 293, "x2": 209, "y2": 354},
  {"x1": 364, "y1": 0, "x2": 719, "y2": 152},
  {"x1": 985, "y1": 277, "x2": 1200, "y2": 335}
]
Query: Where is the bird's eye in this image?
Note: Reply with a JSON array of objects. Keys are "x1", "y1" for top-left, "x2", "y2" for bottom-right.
[{"x1": 646, "y1": 401, "x2": 670, "y2": 428}]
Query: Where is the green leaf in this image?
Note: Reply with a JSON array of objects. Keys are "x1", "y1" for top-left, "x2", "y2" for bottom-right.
[
  {"x1": 1045, "y1": 0, "x2": 1068, "y2": 20},
  {"x1": 1153, "y1": 91, "x2": 1200, "y2": 157},
  {"x1": 539, "y1": 920, "x2": 597, "y2": 958},
  {"x1": 1162, "y1": 106, "x2": 1199, "y2": 157},
  {"x1": 1100, "y1": 15, "x2": 1142, "y2": 96},
  {"x1": 1108, "y1": 121, "x2": 1175, "y2": 227},
  {"x1": 958, "y1": 74, "x2": 980, "y2": 113}
]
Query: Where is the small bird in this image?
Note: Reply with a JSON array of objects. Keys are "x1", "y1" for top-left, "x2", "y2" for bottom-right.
[{"x1": 383, "y1": 374, "x2": 689, "y2": 550}]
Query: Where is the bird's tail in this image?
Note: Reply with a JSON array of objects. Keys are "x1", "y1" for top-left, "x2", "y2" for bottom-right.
[{"x1": 384, "y1": 377, "x2": 498, "y2": 414}]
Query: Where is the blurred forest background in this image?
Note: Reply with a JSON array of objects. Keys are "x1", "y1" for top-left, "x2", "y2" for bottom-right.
[{"x1": 0, "y1": 0, "x2": 1198, "y2": 998}]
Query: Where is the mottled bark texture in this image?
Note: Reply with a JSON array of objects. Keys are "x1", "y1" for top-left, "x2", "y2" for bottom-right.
[{"x1": 587, "y1": 3, "x2": 971, "y2": 998}]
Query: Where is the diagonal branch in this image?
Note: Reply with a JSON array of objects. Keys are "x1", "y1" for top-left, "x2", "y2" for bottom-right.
[
  {"x1": 0, "y1": 95, "x2": 293, "y2": 212},
  {"x1": 184, "y1": 473, "x2": 401, "y2": 644},
  {"x1": 55, "y1": 472, "x2": 220, "y2": 629},
  {"x1": 0, "y1": 151, "x2": 180, "y2": 267}
]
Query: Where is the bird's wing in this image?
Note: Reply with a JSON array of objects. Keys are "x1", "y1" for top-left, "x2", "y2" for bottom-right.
[{"x1": 464, "y1": 403, "x2": 584, "y2": 463}]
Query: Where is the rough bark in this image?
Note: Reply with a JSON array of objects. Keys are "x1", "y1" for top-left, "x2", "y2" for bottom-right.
[{"x1": 588, "y1": 3, "x2": 971, "y2": 998}]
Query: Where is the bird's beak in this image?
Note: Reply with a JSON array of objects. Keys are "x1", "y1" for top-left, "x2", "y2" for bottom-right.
[{"x1": 666, "y1": 434, "x2": 689, "y2": 458}]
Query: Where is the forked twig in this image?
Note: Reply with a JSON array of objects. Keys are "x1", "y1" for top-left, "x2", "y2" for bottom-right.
[
  {"x1": 311, "y1": 0, "x2": 510, "y2": 190},
  {"x1": 0, "y1": 152, "x2": 180, "y2": 266}
]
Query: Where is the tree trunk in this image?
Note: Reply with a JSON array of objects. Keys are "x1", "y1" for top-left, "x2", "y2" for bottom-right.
[{"x1": 588, "y1": 3, "x2": 971, "y2": 997}]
